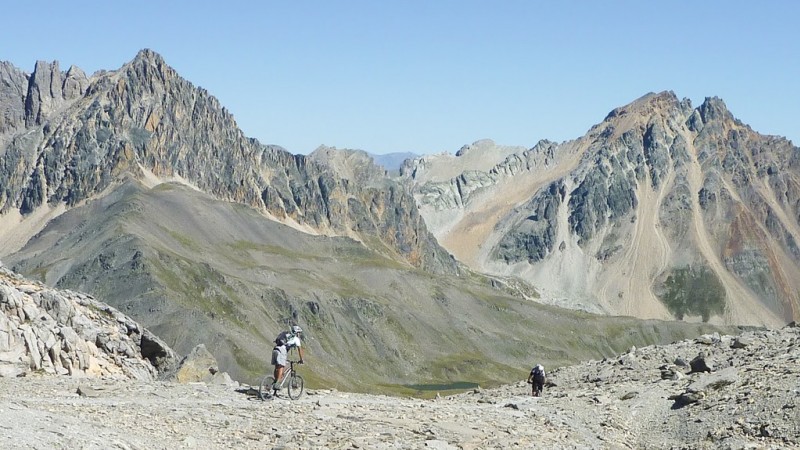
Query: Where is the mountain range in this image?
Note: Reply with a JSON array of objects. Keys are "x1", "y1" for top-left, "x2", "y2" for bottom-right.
[
  {"x1": 0, "y1": 49, "x2": 777, "y2": 390},
  {"x1": 401, "y1": 93, "x2": 800, "y2": 328}
]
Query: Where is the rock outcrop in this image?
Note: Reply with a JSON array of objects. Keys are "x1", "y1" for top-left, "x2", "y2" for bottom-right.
[
  {"x1": 171, "y1": 343, "x2": 234, "y2": 385},
  {"x1": 0, "y1": 264, "x2": 177, "y2": 379},
  {"x1": 23, "y1": 60, "x2": 89, "y2": 127}
]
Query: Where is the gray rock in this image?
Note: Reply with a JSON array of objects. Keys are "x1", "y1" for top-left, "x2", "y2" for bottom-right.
[
  {"x1": 0, "y1": 362, "x2": 26, "y2": 377},
  {"x1": 140, "y1": 329, "x2": 178, "y2": 376},
  {"x1": 24, "y1": 60, "x2": 68, "y2": 126},
  {"x1": 617, "y1": 352, "x2": 639, "y2": 368},
  {"x1": 590, "y1": 368, "x2": 614, "y2": 383},
  {"x1": 210, "y1": 371, "x2": 236, "y2": 386},
  {"x1": 731, "y1": 336, "x2": 753, "y2": 349},
  {"x1": 424, "y1": 440, "x2": 458, "y2": 450},
  {"x1": 670, "y1": 390, "x2": 705, "y2": 408},
  {"x1": 77, "y1": 385, "x2": 102, "y2": 397},
  {"x1": 660, "y1": 367, "x2": 685, "y2": 381},
  {"x1": 696, "y1": 333, "x2": 720, "y2": 345},
  {"x1": 687, "y1": 367, "x2": 738, "y2": 393},
  {"x1": 690, "y1": 353, "x2": 714, "y2": 373}
]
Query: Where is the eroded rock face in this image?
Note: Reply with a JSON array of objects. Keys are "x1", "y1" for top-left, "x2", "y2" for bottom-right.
[
  {"x1": 494, "y1": 181, "x2": 566, "y2": 263},
  {"x1": 0, "y1": 265, "x2": 177, "y2": 379}
]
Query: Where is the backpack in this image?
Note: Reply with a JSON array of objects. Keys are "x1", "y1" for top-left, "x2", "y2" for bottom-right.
[
  {"x1": 531, "y1": 365, "x2": 545, "y2": 381},
  {"x1": 275, "y1": 331, "x2": 290, "y2": 347}
]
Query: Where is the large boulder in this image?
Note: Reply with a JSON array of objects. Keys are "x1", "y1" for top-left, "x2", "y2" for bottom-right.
[
  {"x1": 689, "y1": 352, "x2": 714, "y2": 373},
  {"x1": 170, "y1": 344, "x2": 234, "y2": 385}
]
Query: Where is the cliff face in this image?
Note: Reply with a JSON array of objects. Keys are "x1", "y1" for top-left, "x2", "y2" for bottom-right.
[
  {"x1": 0, "y1": 50, "x2": 456, "y2": 275},
  {"x1": 404, "y1": 92, "x2": 800, "y2": 326}
]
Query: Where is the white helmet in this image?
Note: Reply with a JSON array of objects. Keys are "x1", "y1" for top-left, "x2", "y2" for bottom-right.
[{"x1": 291, "y1": 325, "x2": 303, "y2": 334}]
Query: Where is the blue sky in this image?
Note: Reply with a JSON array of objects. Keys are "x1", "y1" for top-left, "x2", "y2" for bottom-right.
[{"x1": 3, "y1": 1, "x2": 798, "y2": 154}]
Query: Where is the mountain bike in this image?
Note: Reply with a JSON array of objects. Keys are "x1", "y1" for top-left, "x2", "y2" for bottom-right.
[{"x1": 259, "y1": 360, "x2": 304, "y2": 400}]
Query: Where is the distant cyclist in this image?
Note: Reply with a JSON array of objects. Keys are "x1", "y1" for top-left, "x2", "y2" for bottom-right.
[
  {"x1": 527, "y1": 364, "x2": 546, "y2": 397},
  {"x1": 272, "y1": 325, "x2": 305, "y2": 389}
]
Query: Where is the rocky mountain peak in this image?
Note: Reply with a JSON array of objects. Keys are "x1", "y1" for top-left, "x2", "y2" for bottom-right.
[
  {"x1": 22, "y1": 58, "x2": 89, "y2": 127},
  {"x1": 455, "y1": 139, "x2": 497, "y2": 157},
  {"x1": 308, "y1": 146, "x2": 388, "y2": 186},
  {"x1": 604, "y1": 90, "x2": 681, "y2": 121},
  {"x1": 63, "y1": 65, "x2": 89, "y2": 99},
  {"x1": 24, "y1": 60, "x2": 60, "y2": 126},
  {"x1": 698, "y1": 96, "x2": 734, "y2": 123},
  {"x1": 594, "y1": 90, "x2": 695, "y2": 143},
  {"x1": 0, "y1": 61, "x2": 28, "y2": 134},
  {"x1": 132, "y1": 48, "x2": 168, "y2": 67},
  {"x1": 123, "y1": 49, "x2": 182, "y2": 96}
]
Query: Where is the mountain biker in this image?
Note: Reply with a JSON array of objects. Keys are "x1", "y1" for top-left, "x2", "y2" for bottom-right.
[
  {"x1": 272, "y1": 325, "x2": 305, "y2": 390},
  {"x1": 527, "y1": 364, "x2": 546, "y2": 397}
]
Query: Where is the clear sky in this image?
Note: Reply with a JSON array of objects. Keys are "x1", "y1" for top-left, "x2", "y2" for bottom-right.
[{"x1": 3, "y1": 1, "x2": 798, "y2": 155}]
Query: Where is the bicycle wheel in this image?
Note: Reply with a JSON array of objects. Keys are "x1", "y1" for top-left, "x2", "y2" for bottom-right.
[
  {"x1": 258, "y1": 375, "x2": 276, "y2": 400},
  {"x1": 287, "y1": 373, "x2": 304, "y2": 399}
]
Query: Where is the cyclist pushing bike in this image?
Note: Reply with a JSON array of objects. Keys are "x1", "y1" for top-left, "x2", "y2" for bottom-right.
[{"x1": 272, "y1": 325, "x2": 305, "y2": 390}]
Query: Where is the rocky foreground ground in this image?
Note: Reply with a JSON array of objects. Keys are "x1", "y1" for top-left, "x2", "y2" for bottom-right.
[{"x1": 1, "y1": 325, "x2": 797, "y2": 449}]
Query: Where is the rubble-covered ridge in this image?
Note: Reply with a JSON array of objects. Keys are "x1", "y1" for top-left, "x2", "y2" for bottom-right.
[
  {"x1": 511, "y1": 324, "x2": 800, "y2": 448},
  {"x1": 0, "y1": 324, "x2": 796, "y2": 448},
  {"x1": 0, "y1": 265, "x2": 178, "y2": 379}
]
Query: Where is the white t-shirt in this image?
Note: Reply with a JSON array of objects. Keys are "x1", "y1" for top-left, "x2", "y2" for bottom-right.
[{"x1": 286, "y1": 335, "x2": 302, "y2": 349}]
